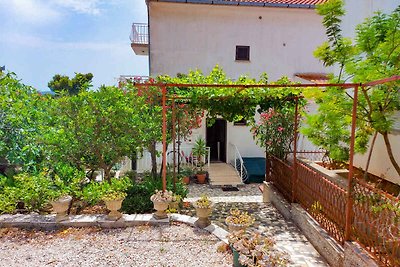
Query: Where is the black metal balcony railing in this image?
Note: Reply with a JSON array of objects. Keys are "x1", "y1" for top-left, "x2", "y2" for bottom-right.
[{"x1": 130, "y1": 23, "x2": 149, "y2": 45}]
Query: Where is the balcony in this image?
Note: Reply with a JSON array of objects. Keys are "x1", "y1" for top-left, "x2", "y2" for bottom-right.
[{"x1": 130, "y1": 23, "x2": 149, "y2": 56}]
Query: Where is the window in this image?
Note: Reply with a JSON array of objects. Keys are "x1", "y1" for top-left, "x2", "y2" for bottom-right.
[
  {"x1": 235, "y1": 46, "x2": 250, "y2": 61},
  {"x1": 233, "y1": 118, "x2": 247, "y2": 126}
]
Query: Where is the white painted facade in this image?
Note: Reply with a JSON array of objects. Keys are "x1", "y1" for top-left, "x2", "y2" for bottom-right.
[
  {"x1": 136, "y1": 0, "x2": 399, "y2": 184},
  {"x1": 340, "y1": 1, "x2": 400, "y2": 184},
  {"x1": 147, "y1": 1, "x2": 327, "y2": 162},
  {"x1": 148, "y1": 2, "x2": 326, "y2": 81}
]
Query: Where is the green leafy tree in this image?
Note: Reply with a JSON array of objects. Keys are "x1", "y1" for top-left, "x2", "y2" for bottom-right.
[
  {"x1": 0, "y1": 72, "x2": 49, "y2": 172},
  {"x1": 45, "y1": 85, "x2": 149, "y2": 181},
  {"x1": 48, "y1": 72, "x2": 93, "y2": 95},
  {"x1": 303, "y1": 0, "x2": 400, "y2": 176}
]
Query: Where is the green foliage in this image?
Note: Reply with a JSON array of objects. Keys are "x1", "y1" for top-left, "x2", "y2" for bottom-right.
[
  {"x1": 251, "y1": 107, "x2": 296, "y2": 159},
  {"x1": 192, "y1": 137, "x2": 207, "y2": 172},
  {"x1": 82, "y1": 177, "x2": 132, "y2": 205},
  {"x1": 0, "y1": 172, "x2": 59, "y2": 213},
  {"x1": 121, "y1": 173, "x2": 188, "y2": 214},
  {"x1": 156, "y1": 66, "x2": 302, "y2": 123},
  {"x1": 45, "y1": 85, "x2": 149, "y2": 180},
  {"x1": 48, "y1": 72, "x2": 93, "y2": 96},
  {"x1": 305, "y1": 1, "x2": 400, "y2": 174},
  {"x1": 81, "y1": 177, "x2": 132, "y2": 205},
  {"x1": 0, "y1": 72, "x2": 49, "y2": 172}
]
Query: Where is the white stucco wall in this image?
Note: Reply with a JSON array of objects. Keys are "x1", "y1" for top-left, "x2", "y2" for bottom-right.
[
  {"x1": 148, "y1": 2, "x2": 327, "y2": 81},
  {"x1": 341, "y1": 0, "x2": 399, "y2": 39},
  {"x1": 148, "y1": 2, "x2": 327, "y2": 161},
  {"x1": 354, "y1": 133, "x2": 400, "y2": 184},
  {"x1": 341, "y1": 1, "x2": 400, "y2": 184}
]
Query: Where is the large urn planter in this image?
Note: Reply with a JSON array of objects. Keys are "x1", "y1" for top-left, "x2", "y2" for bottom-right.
[
  {"x1": 152, "y1": 200, "x2": 170, "y2": 219},
  {"x1": 193, "y1": 195, "x2": 213, "y2": 228},
  {"x1": 51, "y1": 195, "x2": 72, "y2": 222},
  {"x1": 102, "y1": 192, "x2": 126, "y2": 221},
  {"x1": 104, "y1": 198, "x2": 124, "y2": 220},
  {"x1": 150, "y1": 190, "x2": 174, "y2": 220}
]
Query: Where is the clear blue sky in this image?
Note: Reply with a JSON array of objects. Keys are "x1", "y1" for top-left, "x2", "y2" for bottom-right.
[{"x1": 0, "y1": 0, "x2": 149, "y2": 91}]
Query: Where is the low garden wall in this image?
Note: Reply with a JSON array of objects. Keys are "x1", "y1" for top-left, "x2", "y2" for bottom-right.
[{"x1": 268, "y1": 183, "x2": 379, "y2": 267}]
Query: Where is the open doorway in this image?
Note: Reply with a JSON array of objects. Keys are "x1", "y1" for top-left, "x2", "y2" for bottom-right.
[{"x1": 206, "y1": 119, "x2": 227, "y2": 162}]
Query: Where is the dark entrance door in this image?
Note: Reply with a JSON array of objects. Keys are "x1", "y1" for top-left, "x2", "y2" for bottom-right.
[{"x1": 206, "y1": 119, "x2": 227, "y2": 162}]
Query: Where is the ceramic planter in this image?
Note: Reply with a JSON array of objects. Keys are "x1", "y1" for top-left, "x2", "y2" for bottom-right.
[
  {"x1": 196, "y1": 173, "x2": 207, "y2": 184},
  {"x1": 152, "y1": 200, "x2": 169, "y2": 219},
  {"x1": 51, "y1": 195, "x2": 72, "y2": 222},
  {"x1": 104, "y1": 198, "x2": 124, "y2": 220}
]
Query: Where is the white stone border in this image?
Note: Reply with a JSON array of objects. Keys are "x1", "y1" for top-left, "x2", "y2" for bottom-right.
[{"x1": 0, "y1": 213, "x2": 229, "y2": 244}]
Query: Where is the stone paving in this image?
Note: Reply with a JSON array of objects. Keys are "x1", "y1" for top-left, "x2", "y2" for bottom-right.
[{"x1": 183, "y1": 183, "x2": 329, "y2": 267}]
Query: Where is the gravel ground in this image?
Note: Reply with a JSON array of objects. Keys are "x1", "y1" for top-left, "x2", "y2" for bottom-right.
[{"x1": 0, "y1": 223, "x2": 232, "y2": 267}]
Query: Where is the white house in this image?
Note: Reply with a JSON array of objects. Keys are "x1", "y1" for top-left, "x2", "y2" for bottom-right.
[
  {"x1": 129, "y1": 0, "x2": 399, "y2": 185},
  {"x1": 130, "y1": 0, "x2": 328, "y2": 173}
]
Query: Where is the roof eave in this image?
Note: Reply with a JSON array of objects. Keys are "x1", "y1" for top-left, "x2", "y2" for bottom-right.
[{"x1": 148, "y1": 0, "x2": 317, "y2": 9}]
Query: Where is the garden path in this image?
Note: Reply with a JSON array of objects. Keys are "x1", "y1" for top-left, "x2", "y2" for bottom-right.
[{"x1": 183, "y1": 183, "x2": 329, "y2": 267}]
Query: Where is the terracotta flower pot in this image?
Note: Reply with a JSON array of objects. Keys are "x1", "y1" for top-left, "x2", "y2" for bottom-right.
[
  {"x1": 183, "y1": 176, "x2": 190, "y2": 185},
  {"x1": 104, "y1": 198, "x2": 124, "y2": 220},
  {"x1": 196, "y1": 173, "x2": 207, "y2": 184},
  {"x1": 51, "y1": 195, "x2": 72, "y2": 222}
]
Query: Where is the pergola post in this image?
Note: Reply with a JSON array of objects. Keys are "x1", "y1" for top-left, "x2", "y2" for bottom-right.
[
  {"x1": 344, "y1": 85, "x2": 359, "y2": 241},
  {"x1": 161, "y1": 85, "x2": 167, "y2": 192},
  {"x1": 172, "y1": 97, "x2": 176, "y2": 192},
  {"x1": 292, "y1": 97, "x2": 299, "y2": 203}
]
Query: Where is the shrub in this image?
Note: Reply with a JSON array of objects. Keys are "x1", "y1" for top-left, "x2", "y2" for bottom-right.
[
  {"x1": 121, "y1": 173, "x2": 188, "y2": 214},
  {"x1": 0, "y1": 172, "x2": 58, "y2": 213},
  {"x1": 81, "y1": 177, "x2": 132, "y2": 205}
]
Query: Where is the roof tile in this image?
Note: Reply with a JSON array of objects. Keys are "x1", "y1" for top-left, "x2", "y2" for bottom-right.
[{"x1": 215, "y1": 0, "x2": 327, "y2": 5}]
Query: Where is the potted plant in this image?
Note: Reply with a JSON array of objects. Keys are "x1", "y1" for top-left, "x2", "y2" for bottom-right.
[
  {"x1": 227, "y1": 230, "x2": 290, "y2": 267},
  {"x1": 102, "y1": 191, "x2": 127, "y2": 220},
  {"x1": 150, "y1": 189, "x2": 174, "y2": 219},
  {"x1": 225, "y1": 208, "x2": 255, "y2": 232},
  {"x1": 180, "y1": 166, "x2": 194, "y2": 185},
  {"x1": 193, "y1": 194, "x2": 213, "y2": 228},
  {"x1": 192, "y1": 137, "x2": 207, "y2": 184},
  {"x1": 50, "y1": 193, "x2": 72, "y2": 222}
]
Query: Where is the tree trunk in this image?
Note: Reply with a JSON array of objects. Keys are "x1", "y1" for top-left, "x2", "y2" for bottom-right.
[
  {"x1": 382, "y1": 132, "x2": 400, "y2": 177},
  {"x1": 104, "y1": 167, "x2": 112, "y2": 182},
  {"x1": 364, "y1": 131, "x2": 377, "y2": 179},
  {"x1": 149, "y1": 141, "x2": 157, "y2": 179},
  {"x1": 159, "y1": 143, "x2": 169, "y2": 179}
]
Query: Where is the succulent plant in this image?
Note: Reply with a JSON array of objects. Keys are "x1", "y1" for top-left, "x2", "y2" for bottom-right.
[
  {"x1": 193, "y1": 194, "x2": 212, "y2": 209},
  {"x1": 225, "y1": 208, "x2": 255, "y2": 226}
]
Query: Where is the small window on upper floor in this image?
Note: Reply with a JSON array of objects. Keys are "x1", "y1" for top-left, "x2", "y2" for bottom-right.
[{"x1": 235, "y1": 46, "x2": 250, "y2": 61}]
